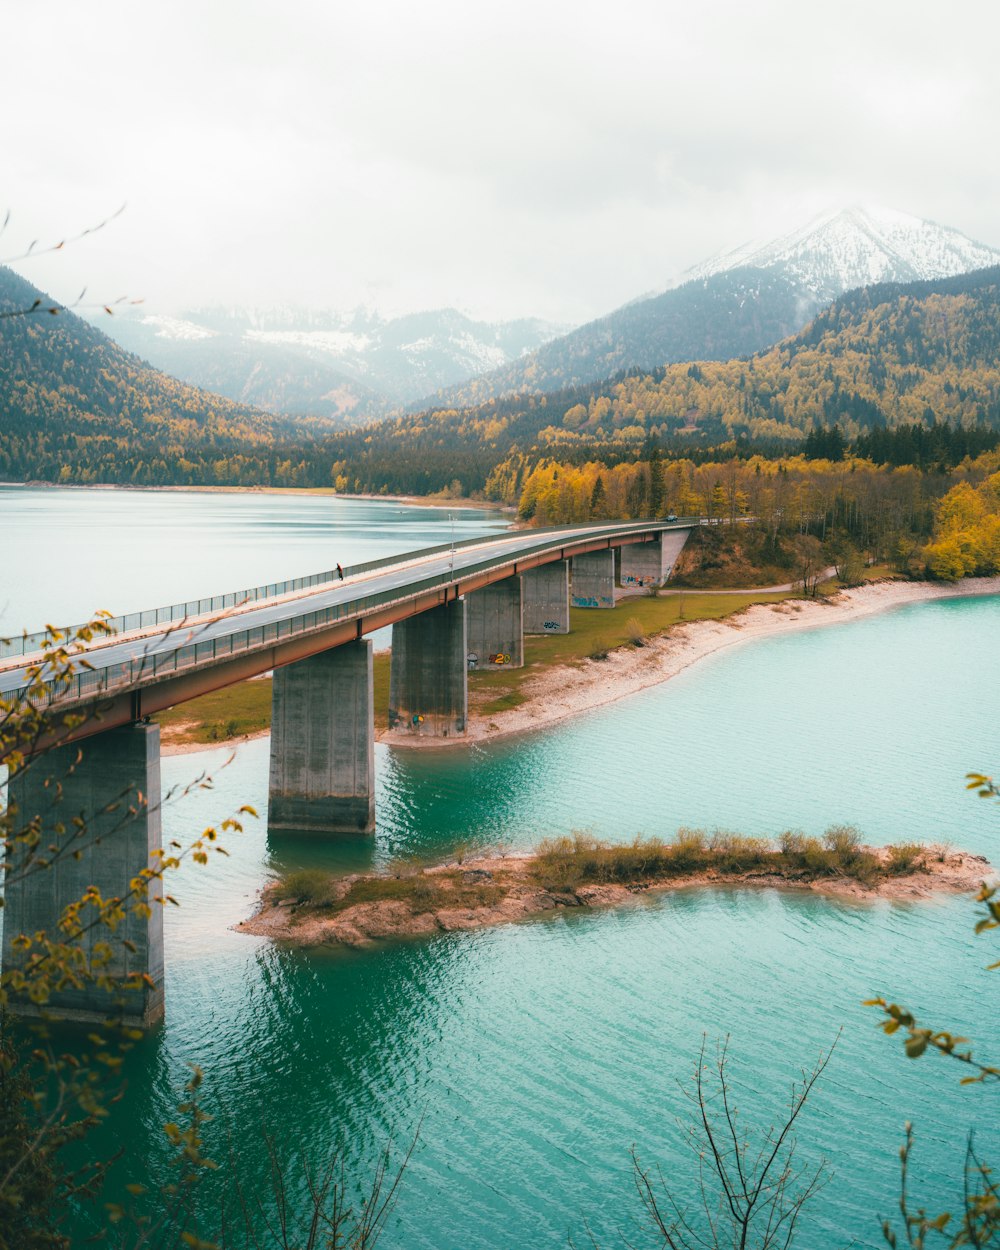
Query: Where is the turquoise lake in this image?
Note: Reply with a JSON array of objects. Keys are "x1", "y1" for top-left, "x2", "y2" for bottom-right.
[{"x1": 3, "y1": 487, "x2": 998, "y2": 1248}]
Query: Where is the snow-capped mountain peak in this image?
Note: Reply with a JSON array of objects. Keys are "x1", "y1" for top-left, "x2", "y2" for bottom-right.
[{"x1": 681, "y1": 204, "x2": 1000, "y2": 303}]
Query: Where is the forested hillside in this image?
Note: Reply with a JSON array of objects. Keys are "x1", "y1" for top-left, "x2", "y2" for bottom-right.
[
  {"x1": 325, "y1": 266, "x2": 1000, "y2": 497},
  {"x1": 426, "y1": 267, "x2": 809, "y2": 409},
  {"x1": 5, "y1": 265, "x2": 1000, "y2": 499},
  {"x1": 0, "y1": 268, "x2": 330, "y2": 485}
]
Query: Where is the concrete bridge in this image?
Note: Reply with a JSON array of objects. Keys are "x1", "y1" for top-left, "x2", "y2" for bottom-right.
[{"x1": 1, "y1": 520, "x2": 693, "y2": 1025}]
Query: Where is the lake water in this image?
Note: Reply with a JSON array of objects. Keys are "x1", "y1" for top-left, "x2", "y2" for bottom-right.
[{"x1": 4, "y1": 487, "x2": 998, "y2": 1249}]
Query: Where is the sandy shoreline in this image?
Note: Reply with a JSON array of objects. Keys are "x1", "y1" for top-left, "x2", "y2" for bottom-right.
[
  {"x1": 12, "y1": 480, "x2": 509, "y2": 512},
  {"x1": 381, "y1": 575, "x2": 1000, "y2": 750},
  {"x1": 164, "y1": 575, "x2": 1000, "y2": 758}
]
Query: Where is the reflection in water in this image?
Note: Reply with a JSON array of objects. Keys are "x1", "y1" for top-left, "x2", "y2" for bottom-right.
[
  {"x1": 65, "y1": 593, "x2": 1000, "y2": 1250},
  {"x1": 0, "y1": 485, "x2": 507, "y2": 632},
  {"x1": 6, "y1": 490, "x2": 998, "y2": 1249}
]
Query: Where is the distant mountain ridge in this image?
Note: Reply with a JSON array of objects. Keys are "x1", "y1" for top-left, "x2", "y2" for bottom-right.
[
  {"x1": 424, "y1": 267, "x2": 812, "y2": 410},
  {"x1": 316, "y1": 265, "x2": 1000, "y2": 498},
  {"x1": 93, "y1": 303, "x2": 565, "y2": 423},
  {"x1": 426, "y1": 205, "x2": 1000, "y2": 412},
  {"x1": 6, "y1": 264, "x2": 1000, "y2": 492}
]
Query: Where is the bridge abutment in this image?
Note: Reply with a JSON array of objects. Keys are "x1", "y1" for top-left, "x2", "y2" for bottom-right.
[
  {"x1": 466, "y1": 576, "x2": 523, "y2": 670},
  {"x1": 523, "y1": 560, "x2": 570, "y2": 634},
  {"x1": 268, "y1": 640, "x2": 375, "y2": 835},
  {"x1": 620, "y1": 532, "x2": 691, "y2": 588},
  {"x1": 2, "y1": 723, "x2": 165, "y2": 1028},
  {"x1": 571, "y1": 549, "x2": 615, "y2": 608},
  {"x1": 388, "y1": 600, "x2": 467, "y2": 736}
]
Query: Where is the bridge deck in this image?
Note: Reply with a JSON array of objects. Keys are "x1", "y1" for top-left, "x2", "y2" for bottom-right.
[{"x1": 3, "y1": 520, "x2": 695, "y2": 741}]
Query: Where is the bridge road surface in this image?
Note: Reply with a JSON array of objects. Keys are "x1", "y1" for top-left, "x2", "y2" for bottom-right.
[{"x1": 0, "y1": 520, "x2": 690, "y2": 706}]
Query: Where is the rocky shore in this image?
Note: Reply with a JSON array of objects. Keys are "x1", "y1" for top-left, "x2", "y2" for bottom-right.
[{"x1": 237, "y1": 845, "x2": 994, "y2": 950}]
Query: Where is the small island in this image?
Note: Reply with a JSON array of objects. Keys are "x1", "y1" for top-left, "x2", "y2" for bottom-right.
[{"x1": 237, "y1": 829, "x2": 994, "y2": 949}]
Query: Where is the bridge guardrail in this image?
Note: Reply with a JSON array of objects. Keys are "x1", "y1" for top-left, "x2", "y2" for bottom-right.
[
  {"x1": 0, "y1": 524, "x2": 517, "y2": 660},
  {"x1": 9, "y1": 520, "x2": 695, "y2": 709}
]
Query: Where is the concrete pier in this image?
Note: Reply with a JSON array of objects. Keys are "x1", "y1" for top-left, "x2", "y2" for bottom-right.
[
  {"x1": 523, "y1": 560, "x2": 570, "y2": 634},
  {"x1": 2, "y1": 723, "x2": 164, "y2": 1027},
  {"x1": 466, "y1": 576, "x2": 523, "y2": 669},
  {"x1": 620, "y1": 532, "x2": 690, "y2": 588},
  {"x1": 389, "y1": 600, "x2": 467, "y2": 736},
  {"x1": 269, "y1": 641, "x2": 375, "y2": 835},
  {"x1": 571, "y1": 549, "x2": 615, "y2": 608}
]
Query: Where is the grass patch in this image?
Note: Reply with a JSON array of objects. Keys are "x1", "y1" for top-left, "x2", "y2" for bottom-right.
[
  {"x1": 342, "y1": 874, "x2": 442, "y2": 913},
  {"x1": 273, "y1": 867, "x2": 504, "y2": 917},
  {"x1": 373, "y1": 651, "x2": 390, "y2": 727},
  {"x1": 343, "y1": 873, "x2": 504, "y2": 913},
  {"x1": 480, "y1": 688, "x2": 528, "y2": 715},
  {"x1": 818, "y1": 562, "x2": 901, "y2": 594},
  {"x1": 155, "y1": 678, "x2": 273, "y2": 745},
  {"x1": 625, "y1": 616, "x2": 646, "y2": 647}
]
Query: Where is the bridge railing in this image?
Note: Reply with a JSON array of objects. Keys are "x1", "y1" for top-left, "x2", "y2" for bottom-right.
[
  {"x1": 0, "y1": 524, "x2": 526, "y2": 660},
  {"x1": 8, "y1": 520, "x2": 696, "y2": 709},
  {"x1": 0, "y1": 518, "x2": 698, "y2": 660}
]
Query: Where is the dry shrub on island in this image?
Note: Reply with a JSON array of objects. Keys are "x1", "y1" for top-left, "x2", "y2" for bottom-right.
[
  {"x1": 533, "y1": 826, "x2": 927, "y2": 892},
  {"x1": 272, "y1": 827, "x2": 930, "y2": 922},
  {"x1": 625, "y1": 616, "x2": 647, "y2": 647}
]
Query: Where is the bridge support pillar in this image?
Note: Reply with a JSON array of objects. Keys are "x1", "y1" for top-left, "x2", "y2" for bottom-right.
[
  {"x1": 571, "y1": 549, "x2": 615, "y2": 608},
  {"x1": 2, "y1": 723, "x2": 165, "y2": 1028},
  {"x1": 523, "y1": 560, "x2": 570, "y2": 634},
  {"x1": 269, "y1": 641, "x2": 375, "y2": 835},
  {"x1": 620, "y1": 532, "x2": 691, "y2": 588},
  {"x1": 466, "y1": 577, "x2": 523, "y2": 670},
  {"x1": 389, "y1": 600, "x2": 467, "y2": 737}
]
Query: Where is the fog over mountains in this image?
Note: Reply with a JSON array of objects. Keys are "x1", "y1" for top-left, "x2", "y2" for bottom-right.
[
  {"x1": 94, "y1": 304, "x2": 565, "y2": 423},
  {"x1": 429, "y1": 205, "x2": 1000, "y2": 410},
  {"x1": 87, "y1": 205, "x2": 1000, "y2": 426}
]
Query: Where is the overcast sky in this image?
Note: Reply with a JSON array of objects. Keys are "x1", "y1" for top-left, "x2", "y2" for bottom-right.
[{"x1": 4, "y1": 0, "x2": 999, "y2": 325}]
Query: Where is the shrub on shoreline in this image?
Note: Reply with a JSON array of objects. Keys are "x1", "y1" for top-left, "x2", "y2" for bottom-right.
[
  {"x1": 272, "y1": 829, "x2": 929, "y2": 917},
  {"x1": 531, "y1": 828, "x2": 926, "y2": 891}
]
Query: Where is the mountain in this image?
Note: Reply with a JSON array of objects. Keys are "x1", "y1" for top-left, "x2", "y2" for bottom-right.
[
  {"x1": 558, "y1": 264, "x2": 1000, "y2": 447},
  {"x1": 425, "y1": 205, "x2": 1000, "y2": 412},
  {"x1": 93, "y1": 310, "x2": 388, "y2": 423},
  {"x1": 425, "y1": 267, "x2": 812, "y2": 409},
  {"x1": 318, "y1": 265, "x2": 1000, "y2": 497},
  {"x1": 0, "y1": 266, "x2": 329, "y2": 486},
  {"x1": 682, "y1": 204, "x2": 1000, "y2": 305},
  {"x1": 93, "y1": 304, "x2": 565, "y2": 422},
  {"x1": 9, "y1": 260, "x2": 1000, "y2": 494}
]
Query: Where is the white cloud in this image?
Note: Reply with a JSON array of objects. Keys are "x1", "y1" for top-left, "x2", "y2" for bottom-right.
[{"x1": 4, "y1": 0, "x2": 999, "y2": 324}]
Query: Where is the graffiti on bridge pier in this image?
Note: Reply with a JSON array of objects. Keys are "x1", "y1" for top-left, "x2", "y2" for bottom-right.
[{"x1": 467, "y1": 651, "x2": 511, "y2": 668}]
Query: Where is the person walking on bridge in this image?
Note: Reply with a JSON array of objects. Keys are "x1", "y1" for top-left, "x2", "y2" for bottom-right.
[{"x1": 337, "y1": 563, "x2": 344, "y2": 580}]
